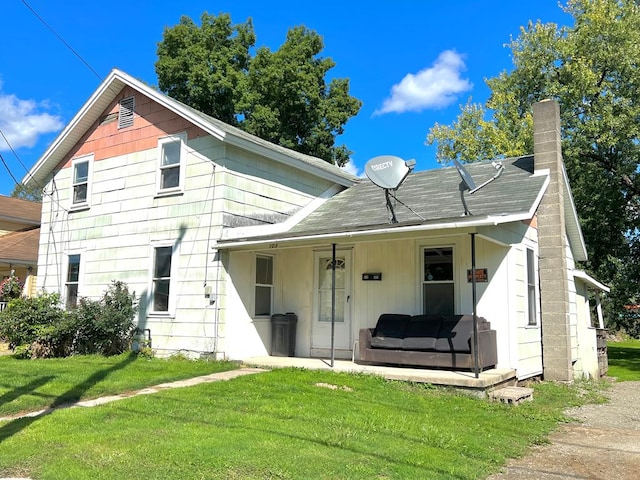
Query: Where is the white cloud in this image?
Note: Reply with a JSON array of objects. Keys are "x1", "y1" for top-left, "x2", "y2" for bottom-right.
[
  {"x1": 374, "y1": 50, "x2": 472, "y2": 115},
  {"x1": 0, "y1": 84, "x2": 63, "y2": 151},
  {"x1": 340, "y1": 159, "x2": 369, "y2": 178},
  {"x1": 340, "y1": 159, "x2": 361, "y2": 177}
]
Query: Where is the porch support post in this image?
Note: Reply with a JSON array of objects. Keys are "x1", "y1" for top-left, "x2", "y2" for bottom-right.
[
  {"x1": 470, "y1": 233, "x2": 480, "y2": 378},
  {"x1": 595, "y1": 292, "x2": 605, "y2": 329},
  {"x1": 330, "y1": 243, "x2": 336, "y2": 368}
]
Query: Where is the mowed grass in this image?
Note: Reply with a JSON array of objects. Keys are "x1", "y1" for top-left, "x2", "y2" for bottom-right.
[
  {"x1": 0, "y1": 352, "x2": 237, "y2": 416},
  {"x1": 0, "y1": 360, "x2": 603, "y2": 480},
  {"x1": 607, "y1": 339, "x2": 640, "y2": 381}
]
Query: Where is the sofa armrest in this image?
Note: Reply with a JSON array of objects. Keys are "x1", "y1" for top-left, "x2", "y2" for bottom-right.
[{"x1": 359, "y1": 328, "x2": 374, "y2": 351}]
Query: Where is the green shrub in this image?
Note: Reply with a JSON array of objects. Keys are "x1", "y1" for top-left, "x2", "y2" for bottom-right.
[
  {"x1": 71, "y1": 281, "x2": 138, "y2": 356},
  {"x1": 0, "y1": 281, "x2": 138, "y2": 358},
  {"x1": 0, "y1": 293, "x2": 69, "y2": 352}
]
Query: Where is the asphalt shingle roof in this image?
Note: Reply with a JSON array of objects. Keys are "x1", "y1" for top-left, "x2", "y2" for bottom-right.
[
  {"x1": 287, "y1": 155, "x2": 544, "y2": 236},
  {"x1": 0, "y1": 227, "x2": 40, "y2": 264},
  {"x1": 0, "y1": 195, "x2": 41, "y2": 225}
]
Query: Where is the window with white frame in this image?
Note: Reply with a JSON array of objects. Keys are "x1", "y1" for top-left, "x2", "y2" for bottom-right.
[
  {"x1": 526, "y1": 248, "x2": 537, "y2": 326},
  {"x1": 66, "y1": 254, "x2": 81, "y2": 309},
  {"x1": 422, "y1": 247, "x2": 455, "y2": 315},
  {"x1": 157, "y1": 134, "x2": 186, "y2": 193},
  {"x1": 152, "y1": 246, "x2": 173, "y2": 313},
  {"x1": 71, "y1": 155, "x2": 92, "y2": 207},
  {"x1": 255, "y1": 255, "x2": 273, "y2": 316}
]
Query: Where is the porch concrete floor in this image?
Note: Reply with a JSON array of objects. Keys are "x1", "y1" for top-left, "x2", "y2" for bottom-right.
[{"x1": 243, "y1": 356, "x2": 516, "y2": 393}]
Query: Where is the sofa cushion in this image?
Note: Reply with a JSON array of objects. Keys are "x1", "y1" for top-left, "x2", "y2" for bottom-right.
[
  {"x1": 370, "y1": 314, "x2": 411, "y2": 349},
  {"x1": 433, "y1": 316, "x2": 473, "y2": 353},
  {"x1": 401, "y1": 315, "x2": 441, "y2": 351}
]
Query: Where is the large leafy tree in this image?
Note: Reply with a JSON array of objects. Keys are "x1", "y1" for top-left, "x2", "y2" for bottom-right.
[
  {"x1": 427, "y1": 0, "x2": 640, "y2": 333},
  {"x1": 156, "y1": 13, "x2": 361, "y2": 166}
]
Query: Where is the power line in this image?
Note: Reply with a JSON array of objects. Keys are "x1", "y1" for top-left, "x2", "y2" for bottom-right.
[
  {"x1": 0, "y1": 128, "x2": 31, "y2": 176},
  {"x1": 0, "y1": 151, "x2": 20, "y2": 187},
  {"x1": 20, "y1": 0, "x2": 102, "y2": 81}
]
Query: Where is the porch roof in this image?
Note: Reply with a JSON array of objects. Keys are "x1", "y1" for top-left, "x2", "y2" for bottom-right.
[
  {"x1": 217, "y1": 155, "x2": 549, "y2": 249},
  {"x1": 0, "y1": 227, "x2": 40, "y2": 266},
  {"x1": 0, "y1": 195, "x2": 41, "y2": 226}
]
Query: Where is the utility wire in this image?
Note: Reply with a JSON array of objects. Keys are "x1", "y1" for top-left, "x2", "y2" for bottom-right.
[
  {"x1": 20, "y1": 0, "x2": 102, "y2": 81},
  {"x1": 0, "y1": 151, "x2": 20, "y2": 187},
  {"x1": 0, "y1": 128, "x2": 32, "y2": 177}
]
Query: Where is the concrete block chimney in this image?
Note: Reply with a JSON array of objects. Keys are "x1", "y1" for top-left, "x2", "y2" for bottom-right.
[{"x1": 533, "y1": 99, "x2": 574, "y2": 382}]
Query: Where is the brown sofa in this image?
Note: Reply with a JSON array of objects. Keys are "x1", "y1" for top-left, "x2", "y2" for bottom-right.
[{"x1": 358, "y1": 314, "x2": 497, "y2": 370}]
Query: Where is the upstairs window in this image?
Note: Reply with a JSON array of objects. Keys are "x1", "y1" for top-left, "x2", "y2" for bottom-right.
[
  {"x1": 118, "y1": 96, "x2": 135, "y2": 129},
  {"x1": 71, "y1": 155, "x2": 93, "y2": 208},
  {"x1": 157, "y1": 134, "x2": 186, "y2": 194}
]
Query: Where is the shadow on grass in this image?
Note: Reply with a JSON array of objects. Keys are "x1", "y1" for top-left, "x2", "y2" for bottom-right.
[
  {"x1": 607, "y1": 346, "x2": 640, "y2": 373},
  {"x1": 0, "y1": 352, "x2": 138, "y2": 444},
  {"x1": 0, "y1": 376, "x2": 55, "y2": 410}
]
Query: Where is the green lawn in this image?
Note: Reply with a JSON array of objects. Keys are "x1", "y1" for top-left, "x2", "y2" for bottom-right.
[
  {"x1": 0, "y1": 356, "x2": 607, "y2": 480},
  {"x1": 0, "y1": 352, "x2": 237, "y2": 416},
  {"x1": 607, "y1": 339, "x2": 640, "y2": 381}
]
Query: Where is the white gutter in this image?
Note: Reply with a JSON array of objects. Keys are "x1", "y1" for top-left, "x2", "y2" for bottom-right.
[
  {"x1": 573, "y1": 269, "x2": 610, "y2": 293},
  {"x1": 215, "y1": 211, "x2": 538, "y2": 250}
]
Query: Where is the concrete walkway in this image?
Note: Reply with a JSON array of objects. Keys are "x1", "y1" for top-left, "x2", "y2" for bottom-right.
[{"x1": 0, "y1": 367, "x2": 266, "y2": 423}]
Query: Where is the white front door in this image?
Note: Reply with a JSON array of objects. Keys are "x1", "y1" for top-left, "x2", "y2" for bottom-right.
[{"x1": 312, "y1": 250, "x2": 352, "y2": 353}]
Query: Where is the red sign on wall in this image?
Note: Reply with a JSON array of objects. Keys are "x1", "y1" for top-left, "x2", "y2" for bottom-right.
[{"x1": 467, "y1": 268, "x2": 488, "y2": 283}]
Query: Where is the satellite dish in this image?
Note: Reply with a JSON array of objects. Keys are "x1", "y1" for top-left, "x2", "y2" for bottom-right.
[
  {"x1": 364, "y1": 155, "x2": 421, "y2": 224},
  {"x1": 452, "y1": 159, "x2": 506, "y2": 215},
  {"x1": 365, "y1": 155, "x2": 412, "y2": 190},
  {"x1": 453, "y1": 159, "x2": 477, "y2": 192}
]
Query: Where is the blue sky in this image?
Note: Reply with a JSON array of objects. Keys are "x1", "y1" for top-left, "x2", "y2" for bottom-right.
[{"x1": 0, "y1": 0, "x2": 573, "y2": 197}]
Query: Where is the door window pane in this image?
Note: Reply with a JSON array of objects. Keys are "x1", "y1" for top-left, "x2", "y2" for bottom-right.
[{"x1": 423, "y1": 247, "x2": 454, "y2": 315}]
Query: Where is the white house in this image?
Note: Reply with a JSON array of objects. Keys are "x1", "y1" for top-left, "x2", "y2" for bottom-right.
[{"x1": 25, "y1": 69, "x2": 607, "y2": 381}]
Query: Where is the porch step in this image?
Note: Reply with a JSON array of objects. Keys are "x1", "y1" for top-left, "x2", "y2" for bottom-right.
[{"x1": 488, "y1": 386, "x2": 534, "y2": 405}]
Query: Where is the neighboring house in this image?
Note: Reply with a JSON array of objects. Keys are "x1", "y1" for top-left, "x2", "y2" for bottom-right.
[
  {"x1": 0, "y1": 195, "x2": 41, "y2": 304},
  {"x1": 24, "y1": 68, "x2": 607, "y2": 381}
]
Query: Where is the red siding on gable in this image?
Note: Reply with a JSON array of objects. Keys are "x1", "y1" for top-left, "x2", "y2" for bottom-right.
[{"x1": 59, "y1": 86, "x2": 208, "y2": 169}]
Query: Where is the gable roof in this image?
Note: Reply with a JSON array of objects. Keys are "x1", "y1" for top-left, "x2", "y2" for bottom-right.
[
  {"x1": 217, "y1": 155, "x2": 550, "y2": 248},
  {"x1": 24, "y1": 68, "x2": 357, "y2": 189},
  {"x1": 0, "y1": 227, "x2": 40, "y2": 265},
  {"x1": 0, "y1": 195, "x2": 41, "y2": 226}
]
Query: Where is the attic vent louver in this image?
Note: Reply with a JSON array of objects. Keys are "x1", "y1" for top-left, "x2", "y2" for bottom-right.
[{"x1": 118, "y1": 96, "x2": 135, "y2": 129}]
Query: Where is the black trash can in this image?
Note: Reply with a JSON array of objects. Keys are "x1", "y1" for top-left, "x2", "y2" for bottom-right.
[{"x1": 271, "y1": 312, "x2": 298, "y2": 357}]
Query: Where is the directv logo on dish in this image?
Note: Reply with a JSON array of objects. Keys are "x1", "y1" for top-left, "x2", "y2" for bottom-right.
[{"x1": 371, "y1": 161, "x2": 393, "y2": 171}]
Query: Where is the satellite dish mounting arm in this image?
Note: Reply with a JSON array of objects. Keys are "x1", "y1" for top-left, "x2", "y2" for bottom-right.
[{"x1": 469, "y1": 161, "x2": 505, "y2": 194}]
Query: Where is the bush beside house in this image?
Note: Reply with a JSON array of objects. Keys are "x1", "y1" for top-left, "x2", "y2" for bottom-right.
[{"x1": 0, "y1": 281, "x2": 138, "y2": 358}]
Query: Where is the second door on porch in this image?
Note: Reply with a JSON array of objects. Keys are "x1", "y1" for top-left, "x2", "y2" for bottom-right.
[{"x1": 312, "y1": 251, "x2": 352, "y2": 354}]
